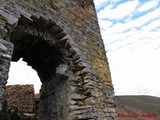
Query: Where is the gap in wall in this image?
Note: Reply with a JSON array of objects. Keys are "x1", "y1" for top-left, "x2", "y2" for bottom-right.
[{"x1": 7, "y1": 58, "x2": 41, "y2": 93}]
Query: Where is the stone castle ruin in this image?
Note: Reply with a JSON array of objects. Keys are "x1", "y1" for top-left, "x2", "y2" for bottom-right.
[
  {"x1": 3, "y1": 85, "x2": 38, "y2": 120},
  {"x1": 0, "y1": 0, "x2": 116, "y2": 119}
]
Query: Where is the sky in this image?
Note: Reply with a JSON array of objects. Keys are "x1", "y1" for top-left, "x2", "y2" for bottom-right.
[
  {"x1": 94, "y1": 0, "x2": 160, "y2": 97},
  {"x1": 7, "y1": 0, "x2": 160, "y2": 97}
]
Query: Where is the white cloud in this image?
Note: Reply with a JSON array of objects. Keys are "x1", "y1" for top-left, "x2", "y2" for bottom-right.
[
  {"x1": 137, "y1": 0, "x2": 159, "y2": 12},
  {"x1": 94, "y1": 0, "x2": 122, "y2": 9},
  {"x1": 98, "y1": 19, "x2": 113, "y2": 30},
  {"x1": 89, "y1": 0, "x2": 159, "y2": 97},
  {"x1": 128, "y1": 8, "x2": 160, "y2": 27},
  {"x1": 98, "y1": 0, "x2": 139, "y2": 20},
  {"x1": 92, "y1": 32, "x2": 160, "y2": 97},
  {"x1": 94, "y1": 0, "x2": 108, "y2": 9},
  {"x1": 100, "y1": 8, "x2": 160, "y2": 35},
  {"x1": 141, "y1": 18, "x2": 160, "y2": 31},
  {"x1": 103, "y1": 27, "x2": 160, "y2": 51},
  {"x1": 8, "y1": 59, "x2": 41, "y2": 93},
  {"x1": 109, "y1": 45, "x2": 160, "y2": 97}
]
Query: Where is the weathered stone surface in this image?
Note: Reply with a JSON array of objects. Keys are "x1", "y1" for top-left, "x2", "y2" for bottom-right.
[
  {"x1": 0, "y1": 85, "x2": 38, "y2": 120},
  {"x1": 56, "y1": 64, "x2": 70, "y2": 79},
  {"x1": 0, "y1": 39, "x2": 13, "y2": 111},
  {"x1": 5, "y1": 85, "x2": 35, "y2": 113},
  {"x1": 0, "y1": 27, "x2": 7, "y2": 39},
  {"x1": 0, "y1": 0, "x2": 116, "y2": 120}
]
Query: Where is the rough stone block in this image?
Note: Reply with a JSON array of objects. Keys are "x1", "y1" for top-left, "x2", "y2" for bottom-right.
[{"x1": 5, "y1": 85, "x2": 35, "y2": 113}]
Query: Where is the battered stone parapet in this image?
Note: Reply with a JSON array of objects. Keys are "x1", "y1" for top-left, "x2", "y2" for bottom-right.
[{"x1": 0, "y1": 0, "x2": 116, "y2": 119}]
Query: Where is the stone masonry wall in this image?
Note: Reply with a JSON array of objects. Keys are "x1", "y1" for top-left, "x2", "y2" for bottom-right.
[
  {"x1": 1, "y1": 85, "x2": 38, "y2": 120},
  {"x1": 5, "y1": 85, "x2": 35, "y2": 113},
  {"x1": 0, "y1": 0, "x2": 116, "y2": 120},
  {"x1": 0, "y1": 39, "x2": 13, "y2": 111}
]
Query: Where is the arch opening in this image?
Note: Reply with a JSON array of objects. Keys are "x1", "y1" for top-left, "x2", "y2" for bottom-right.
[
  {"x1": 7, "y1": 23, "x2": 71, "y2": 119},
  {"x1": 10, "y1": 27, "x2": 65, "y2": 83},
  {"x1": 8, "y1": 59, "x2": 41, "y2": 93}
]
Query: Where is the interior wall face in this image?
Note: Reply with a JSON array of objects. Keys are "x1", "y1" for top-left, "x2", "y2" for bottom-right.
[
  {"x1": 0, "y1": 0, "x2": 116, "y2": 120},
  {"x1": 0, "y1": 39, "x2": 13, "y2": 111}
]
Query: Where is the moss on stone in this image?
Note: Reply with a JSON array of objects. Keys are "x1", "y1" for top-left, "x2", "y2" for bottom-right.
[
  {"x1": 49, "y1": 0, "x2": 60, "y2": 11},
  {"x1": 92, "y1": 58, "x2": 112, "y2": 84}
]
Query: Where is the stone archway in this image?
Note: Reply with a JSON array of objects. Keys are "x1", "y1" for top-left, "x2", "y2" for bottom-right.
[
  {"x1": 8, "y1": 17, "x2": 87, "y2": 120},
  {"x1": 0, "y1": 0, "x2": 116, "y2": 119}
]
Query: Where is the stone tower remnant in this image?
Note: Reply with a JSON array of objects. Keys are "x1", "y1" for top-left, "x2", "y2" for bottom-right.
[{"x1": 0, "y1": 0, "x2": 116, "y2": 119}]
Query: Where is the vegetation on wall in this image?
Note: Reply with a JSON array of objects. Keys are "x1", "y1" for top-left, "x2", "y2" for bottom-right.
[{"x1": 49, "y1": 0, "x2": 59, "y2": 11}]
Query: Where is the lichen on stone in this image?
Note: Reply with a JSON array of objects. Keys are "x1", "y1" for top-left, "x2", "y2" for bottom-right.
[
  {"x1": 49, "y1": 0, "x2": 60, "y2": 11},
  {"x1": 92, "y1": 58, "x2": 112, "y2": 84}
]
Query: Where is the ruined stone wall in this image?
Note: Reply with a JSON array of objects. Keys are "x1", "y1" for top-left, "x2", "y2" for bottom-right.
[
  {"x1": 1, "y1": 85, "x2": 38, "y2": 120},
  {"x1": 0, "y1": 0, "x2": 116, "y2": 120},
  {"x1": 5, "y1": 85, "x2": 35, "y2": 113},
  {"x1": 0, "y1": 39, "x2": 13, "y2": 110}
]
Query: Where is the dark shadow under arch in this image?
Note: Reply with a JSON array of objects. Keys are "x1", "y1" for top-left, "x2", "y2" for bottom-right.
[
  {"x1": 8, "y1": 19, "x2": 73, "y2": 119},
  {"x1": 10, "y1": 29, "x2": 64, "y2": 82}
]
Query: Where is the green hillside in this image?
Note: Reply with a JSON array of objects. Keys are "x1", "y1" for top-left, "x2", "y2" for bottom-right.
[{"x1": 116, "y1": 95, "x2": 160, "y2": 120}]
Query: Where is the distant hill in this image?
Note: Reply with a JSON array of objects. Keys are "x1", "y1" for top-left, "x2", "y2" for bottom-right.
[{"x1": 116, "y1": 95, "x2": 160, "y2": 120}]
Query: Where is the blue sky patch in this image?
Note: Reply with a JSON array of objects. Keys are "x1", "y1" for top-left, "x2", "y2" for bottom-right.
[{"x1": 94, "y1": 0, "x2": 160, "y2": 97}]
